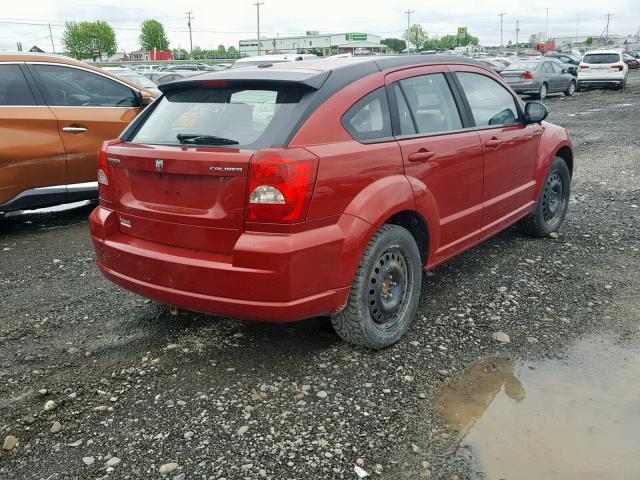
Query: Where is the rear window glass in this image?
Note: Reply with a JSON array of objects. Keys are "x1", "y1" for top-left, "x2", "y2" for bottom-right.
[
  {"x1": 132, "y1": 86, "x2": 305, "y2": 149},
  {"x1": 583, "y1": 53, "x2": 620, "y2": 64},
  {"x1": 0, "y1": 64, "x2": 36, "y2": 106},
  {"x1": 505, "y1": 62, "x2": 541, "y2": 71}
]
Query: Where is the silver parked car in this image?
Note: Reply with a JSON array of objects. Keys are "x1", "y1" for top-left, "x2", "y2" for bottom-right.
[{"x1": 500, "y1": 59, "x2": 577, "y2": 99}]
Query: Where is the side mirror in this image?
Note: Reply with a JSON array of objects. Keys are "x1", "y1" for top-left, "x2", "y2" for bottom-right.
[{"x1": 524, "y1": 102, "x2": 548, "y2": 124}]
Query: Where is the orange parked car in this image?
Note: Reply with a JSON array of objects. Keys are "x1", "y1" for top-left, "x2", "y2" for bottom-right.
[{"x1": 0, "y1": 53, "x2": 158, "y2": 214}]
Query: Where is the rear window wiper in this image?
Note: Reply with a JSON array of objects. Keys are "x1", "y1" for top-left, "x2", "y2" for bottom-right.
[{"x1": 176, "y1": 134, "x2": 239, "y2": 146}]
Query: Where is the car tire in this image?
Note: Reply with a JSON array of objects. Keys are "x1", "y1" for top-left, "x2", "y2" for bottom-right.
[
  {"x1": 518, "y1": 157, "x2": 571, "y2": 237},
  {"x1": 564, "y1": 81, "x2": 576, "y2": 96},
  {"x1": 575, "y1": 82, "x2": 582, "y2": 92},
  {"x1": 534, "y1": 83, "x2": 548, "y2": 100},
  {"x1": 331, "y1": 224, "x2": 422, "y2": 349}
]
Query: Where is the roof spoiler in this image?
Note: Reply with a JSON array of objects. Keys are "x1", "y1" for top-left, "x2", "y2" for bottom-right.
[{"x1": 159, "y1": 70, "x2": 331, "y2": 93}]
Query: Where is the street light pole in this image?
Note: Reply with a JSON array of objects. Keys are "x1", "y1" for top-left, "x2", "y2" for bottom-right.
[
  {"x1": 404, "y1": 9, "x2": 414, "y2": 53},
  {"x1": 254, "y1": 1, "x2": 264, "y2": 55},
  {"x1": 516, "y1": 19, "x2": 520, "y2": 48},
  {"x1": 498, "y1": 13, "x2": 506, "y2": 49}
]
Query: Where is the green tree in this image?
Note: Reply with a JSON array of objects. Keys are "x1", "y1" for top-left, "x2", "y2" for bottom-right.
[
  {"x1": 217, "y1": 44, "x2": 227, "y2": 56},
  {"x1": 403, "y1": 24, "x2": 428, "y2": 51},
  {"x1": 227, "y1": 45, "x2": 238, "y2": 57},
  {"x1": 381, "y1": 37, "x2": 407, "y2": 53},
  {"x1": 140, "y1": 19, "x2": 170, "y2": 51},
  {"x1": 93, "y1": 20, "x2": 117, "y2": 59},
  {"x1": 585, "y1": 36, "x2": 593, "y2": 46},
  {"x1": 63, "y1": 21, "x2": 117, "y2": 60}
]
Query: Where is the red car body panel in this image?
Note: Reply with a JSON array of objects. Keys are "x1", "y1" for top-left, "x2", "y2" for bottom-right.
[{"x1": 89, "y1": 57, "x2": 573, "y2": 322}]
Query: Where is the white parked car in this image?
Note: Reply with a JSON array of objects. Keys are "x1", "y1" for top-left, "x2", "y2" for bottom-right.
[
  {"x1": 231, "y1": 54, "x2": 317, "y2": 69},
  {"x1": 578, "y1": 50, "x2": 628, "y2": 90}
]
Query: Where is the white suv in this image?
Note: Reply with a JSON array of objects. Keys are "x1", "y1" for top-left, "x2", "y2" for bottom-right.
[{"x1": 578, "y1": 50, "x2": 628, "y2": 90}]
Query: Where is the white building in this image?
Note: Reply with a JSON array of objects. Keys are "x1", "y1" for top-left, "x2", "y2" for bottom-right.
[{"x1": 239, "y1": 31, "x2": 384, "y2": 57}]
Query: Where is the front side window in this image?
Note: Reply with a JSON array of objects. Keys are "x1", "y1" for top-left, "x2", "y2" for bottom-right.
[
  {"x1": 0, "y1": 65, "x2": 36, "y2": 106},
  {"x1": 342, "y1": 87, "x2": 392, "y2": 142},
  {"x1": 396, "y1": 73, "x2": 462, "y2": 135},
  {"x1": 33, "y1": 65, "x2": 137, "y2": 107},
  {"x1": 132, "y1": 86, "x2": 305, "y2": 149},
  {"x1": 550, "y1": 62, "x2": 564, "y2": 74},
  {"x1": 542, "y1": 62, "x2": 554, "y2": 73},
  {"x1": 456, "y1": 72, "x2": 519, "y2": 127}
]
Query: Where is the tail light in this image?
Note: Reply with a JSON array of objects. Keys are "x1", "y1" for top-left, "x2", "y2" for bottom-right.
[
  {"x1": 521, "y1": 71, "x2": 534, "y2": 79},
  {"x1": 611, "y1": 64, "x2": 624, "y2": 71},
  {"x1": 580, "y1": 64, "x2": 589, "y2": 70},
  {"x1": 247, "y1": 148, "x2": 319, "y2": 223},
  {"x1": 97, "y1": 139, "x2": 122, "y2": 205}
]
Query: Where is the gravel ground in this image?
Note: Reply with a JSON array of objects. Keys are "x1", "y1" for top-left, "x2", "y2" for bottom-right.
[{"x1": 1, "y1": 71, "x2": 639, "y2": 480}]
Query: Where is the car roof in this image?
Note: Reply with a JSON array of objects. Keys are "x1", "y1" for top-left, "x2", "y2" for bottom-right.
[
  {"x1": 0, "y1": 52, "x2": 159, "y2": 96},
  {"x1": 159, "y1": 55, "x2": 489, "y2": 95}
]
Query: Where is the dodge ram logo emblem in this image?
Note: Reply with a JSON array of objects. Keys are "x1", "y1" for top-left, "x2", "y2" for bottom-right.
[{"x1": 155, "y1": 159, "x2": 164, "y2": 171}]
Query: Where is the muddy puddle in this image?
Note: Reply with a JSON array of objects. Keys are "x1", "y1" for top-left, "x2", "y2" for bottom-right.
[{"x1": 434, "y1": 335, "x2": 640, "y2": 479}]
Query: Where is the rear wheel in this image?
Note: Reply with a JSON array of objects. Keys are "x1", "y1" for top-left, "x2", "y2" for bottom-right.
[
  {"x1": 564, "y1": 80, "x2": 576, "y2": 96},
  {"x1": 518, "y1": 157, "x2": 571, "y2": 237},
  {"x1": 534, "y1": 83, "x2": 548, "y2": 100},
  {"x1": 331, "y1": 224, "x2": 422, "y2": 349}
]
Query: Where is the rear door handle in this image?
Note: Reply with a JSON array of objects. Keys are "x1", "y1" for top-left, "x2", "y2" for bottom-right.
[
  {"x1": 484, "y1": 137, "x2": 502, "y2": 148},
  {"x1": 407, "y1": 149, "x2": 436, "y2": 162},
  {"x1": 62, "y1": 126, "x2": 88, "y2": 134}
]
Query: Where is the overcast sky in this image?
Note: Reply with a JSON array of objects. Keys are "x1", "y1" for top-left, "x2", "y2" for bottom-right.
[{"x1": 0, "y1": 0, "x2": 638, "y2": 53}]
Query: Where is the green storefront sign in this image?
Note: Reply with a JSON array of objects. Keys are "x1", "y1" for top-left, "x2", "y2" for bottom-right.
[{"x1": 346, "y1": 33, "x2": 368, "y2": 42}]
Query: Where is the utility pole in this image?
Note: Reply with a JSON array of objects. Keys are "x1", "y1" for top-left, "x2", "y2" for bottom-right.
[
  {"x1": 515, "y1": 19, "x2": 520, "y2": 48},
  {"x1": 498, "y1": 13, "x2": 506, "y2": 49},
  {"x1": 254, "y1": 1, "x2": 264, "y2": 55},
  {"x1": 185, "y1": 11, "x2": 194, "y2": 55},
  {"x1": 404, "y1": 9, "x2": 414, "y2": 52},
  {"x1": 545, "y1": 8, "x2": 549, "y2": 41},
  {"x1": 604, "y1": 13, "x2": 612, "y2": 42},
  {"x1": 48, "y1": 23, "x2": 55, "y2": 53},
  {"x1": 575, "y1": 13, "x2": 580, "y2": 45}
]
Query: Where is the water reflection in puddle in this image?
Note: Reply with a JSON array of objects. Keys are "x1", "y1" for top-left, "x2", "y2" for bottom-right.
[{"x1": 434, "y1": 336, "x2": 640, "y2": 479}]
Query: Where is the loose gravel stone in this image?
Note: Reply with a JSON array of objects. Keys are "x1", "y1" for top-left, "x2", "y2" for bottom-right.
[
  {"x1": 159, "y1": 462, "x2": 180, "y2": 474},
  {"x1": 50, "y1": 421, "x2": 62, "y2": 434},
  {"x1": 2, "y1": 436, "x2": 18, "y2": 451}
]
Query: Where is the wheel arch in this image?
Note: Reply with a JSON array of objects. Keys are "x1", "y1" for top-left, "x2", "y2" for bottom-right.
[
  {"x1": 555, "y1": 145, "x2": 574, "y2": 177},
  {"x1": 385, "y1": 210, "x2": 429, "y2": 265}
]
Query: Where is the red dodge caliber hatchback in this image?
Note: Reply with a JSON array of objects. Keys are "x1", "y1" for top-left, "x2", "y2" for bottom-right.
[{"x1": 90, "y1": 56, "x2": 573, "y2": 348}]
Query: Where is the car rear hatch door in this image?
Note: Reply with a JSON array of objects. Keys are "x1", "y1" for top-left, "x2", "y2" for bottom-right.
[
  {"x1": 103, "y1": 70, "x2": 329, "y2": 255},
  {"x1": 106, "y1": 143, "x2": 250, "y2": 255}
]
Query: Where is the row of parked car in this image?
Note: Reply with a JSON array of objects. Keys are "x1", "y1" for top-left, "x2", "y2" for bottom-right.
[{"x1": 474, "y1": 49, "x2": 633, "y2": 100}]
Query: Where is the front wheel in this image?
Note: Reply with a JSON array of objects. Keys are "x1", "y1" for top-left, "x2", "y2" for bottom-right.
[
  {"x1": 518, "y1": 157, "x2": 571, "y2": 237},
  {"x1": 331, "y1": 224, "x2": 422, "y2": 349}
]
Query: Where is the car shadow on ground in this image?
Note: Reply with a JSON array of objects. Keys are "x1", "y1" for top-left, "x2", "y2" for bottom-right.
[{"x1": 0, "y1": 201, "x2": 97, "y2": 235}]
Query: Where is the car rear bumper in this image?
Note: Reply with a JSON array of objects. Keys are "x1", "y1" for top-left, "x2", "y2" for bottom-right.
[
  {"x1": 89, "y1": 206, "x2": 367, "y2": 322},
  {"x1": 577, "y1": 75, "x2": 626, "y2": 85}
]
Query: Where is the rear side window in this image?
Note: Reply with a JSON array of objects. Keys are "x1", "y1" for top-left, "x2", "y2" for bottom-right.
[
  {"x1": 456, "y1": 72, "x2": 519, "y2": 127},
  {"x1": 342, "y1": 87, "x2": 392, "y2": 142},
  {"x1": 132, "y1": 86, "x2": 306, "y2": 149},
  {"x1": 33, "y1": 65, "x2": 137, "y2": 107},
  {"x1": 542, "y1": 62, "x2": 554, "y2": 73},
  {"x1": 0, "y1": 65, "x2": 36, "y2": 106},
  {"x1": 583, "y1": 53, "x2": 620, "y2": 64},
  {"x1": 396, "y1": 73, "x2": 462, "y2": 135}
]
